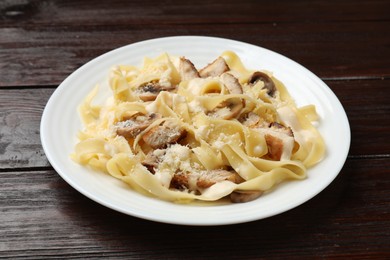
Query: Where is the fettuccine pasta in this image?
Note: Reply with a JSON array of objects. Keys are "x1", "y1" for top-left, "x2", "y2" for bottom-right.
[{"x1": 72, "y1": 51, "x2": 325, "y2": 203}]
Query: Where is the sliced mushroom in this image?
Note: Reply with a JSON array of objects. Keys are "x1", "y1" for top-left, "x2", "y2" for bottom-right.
[
  {"x1": 199, "y1": 57, "x2": 230, "y2": 78},
  {"x1": 196, "y1": 169, "x2": 242, "y2": 189},
  {"x1": 220, "y1": 73, "x2": 243, "y2": 94},
  {"x1": 170, "y1": 172, "x2": 190, "y2": 190},
  {"x1": 261, "y1": 122, "x2": 294, "y2": 161},
  {"x1": 116, "y1": 112, "x2": 161, "y2": 138},
  {"x1": 239, "y1": 112, "x2": 261, "y2": 127},
  {"x1": 211, "y1": 73, "x2": 244, "y2": 119},
  {"x1": 248, "y1": 71, "x2": 276, "y2": 97},
  {"x1": 142, "y1": 121, "x2": 186, "y2": 149},
  {"x1": 179, "y1": 57, "x2": 200, "y2": 81},
  {"x1": 230, "y1": 190, "x2": 263, "y2": 203},
  {"x1": 137, "y1": 82, "x2": 176, "y2": 101},
  {"x1": 208, "y1": 98, "x2": 244, "y2": 120}
]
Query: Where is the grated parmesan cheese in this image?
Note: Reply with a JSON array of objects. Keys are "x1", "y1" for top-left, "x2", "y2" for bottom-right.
[
  {"x1": 153, "y1": 144, "x2": 208, "y2": 188},
  {"x1": 188, "y1": 99, "x2": 204, "y2": 113}
]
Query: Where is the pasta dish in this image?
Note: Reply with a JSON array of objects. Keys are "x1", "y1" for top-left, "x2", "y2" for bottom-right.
[{"x1": 72, "y1": 51, "x2": 325, "y2": 203}]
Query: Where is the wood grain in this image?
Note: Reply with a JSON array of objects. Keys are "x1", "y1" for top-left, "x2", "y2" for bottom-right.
[
  {"x1": 0, "y1": 158, "x2": 389, "y2": 259},
  {"x1": 1, "y1": 1, "x2": 389, "y2": 258},
  {"x1": 1, "y1": 1, "x2": 389, "y2": 86},
  {"x1": 0, "y1": 88, "x2": 51, "y2": 169},
  {"x1": 328, "y1": 79, "x2": 390, "y2": 157},
  {"x1": 1, "y1": 0, "x2": 389, "y2": 25}
]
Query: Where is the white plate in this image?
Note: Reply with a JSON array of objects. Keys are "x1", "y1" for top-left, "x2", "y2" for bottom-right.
[{"x1": 40, "y1": 36, "x2": 350, "y2": 225}]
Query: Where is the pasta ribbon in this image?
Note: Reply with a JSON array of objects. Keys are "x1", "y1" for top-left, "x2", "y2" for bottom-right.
[{"x1": 72, "y1": 51, "x2": 325, "y2": 203}]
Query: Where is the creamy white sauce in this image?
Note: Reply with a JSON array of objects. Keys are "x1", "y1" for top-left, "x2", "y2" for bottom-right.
[
  {"x1": 201, "y1": 181, "x2": 237, "y2": 199},
  {"x1": 253, "y1": 145, "x2": 264, "y2": 156},
  {"x1": 154, "y1": 170, "x2": 173, "y2": 188},
  {"x1": 277, "y1": 106, "x2": 315, "y2": 144}
]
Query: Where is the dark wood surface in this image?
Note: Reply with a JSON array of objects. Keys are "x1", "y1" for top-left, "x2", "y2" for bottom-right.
[{"x1": 1, "y1": 0, "x2": 389, "y2": 258}]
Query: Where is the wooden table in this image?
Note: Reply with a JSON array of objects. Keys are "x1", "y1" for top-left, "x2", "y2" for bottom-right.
[{"x1": 1, "y1": 0, "x2": 389, "y2": 258}]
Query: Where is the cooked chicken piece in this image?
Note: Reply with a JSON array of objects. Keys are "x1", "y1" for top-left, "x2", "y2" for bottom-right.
[
  {"x1": 208, "y1": 98, "x2": 244, "y2": 120},
  {"x1": 199, "y1": 57, "x2": 230, "y2": 78},
  {"x1": 170, "y1": 169, "x2": 242, "y2": 191},
  {"x1": 179, "y1": 57, "x2": 200, "y2": 81},
  {"x1": 269, "y1": 122, "x2": 293, "y2": 137},
  {"x1": 220, "y1": 73, "x2": 243, "y2": 94},
  {"x1": 230, "y1": 190, "x2": 263, "y2": 203},
  {"x1": 137, "y1": 82, "x2": 176, "y2": 101},
  {"x1": 262, "y1": 122, "x2": 294, "y2": 161},
  {"x1": 196, "y1": 169, "x2": 242, "y2": 189},
  {"x1": 142, "y1": 121, "x2": 186, "y2": 149},
  {"x1": 170, "y1": 172, "x2": 190, "y2": 190},
  {"x1": 142, "y1": 149, "x2": 166, "y2": 173},
  {"x1": 264, "y1": 135, "x2": 285, "y2": 161},
  {"x1": 248, "y1": 71, "x2": 276, "y2": 97},
  {"x1": 116, "y1": 113, "x2": 161, "y2": 138}
]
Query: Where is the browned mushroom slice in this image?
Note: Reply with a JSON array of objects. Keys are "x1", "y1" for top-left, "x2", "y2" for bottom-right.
[
  {"x1": 248, "y1": 71, "x2": 276, "y2": 97},
  {"x1": 199, "y1": 57, "x2": 230, "y2": 78},
  {"x1": 137, "y1": 82, "x2": 176, "y2": 101},
  {"x1": 116, "y1": 113, "x2": 161, "y2": 138},
  {"x1": 263, "y1": 122, "x2": 294, "y2": 160},
  {"x1": 240, "y1": 112, "x2": 261, "y2": 127},
  {"x1": 208, "y1": 98, "x2": 244, "y2": 120},
  {"x1": 197, "y1": 169, "x2": 242, "y2": 189},
  {"x1": 230, "y1": 190, "x2": 263, "y2": 203},
  {"x1": 220, "y1": 73, "x2": 243, "y2": 94},
  {"x1": 142, "y1": 121, "x2": 186, "y2": 149},
  {"x1": 179, "y1": 57, "x2": 200, "y2": 81}
]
